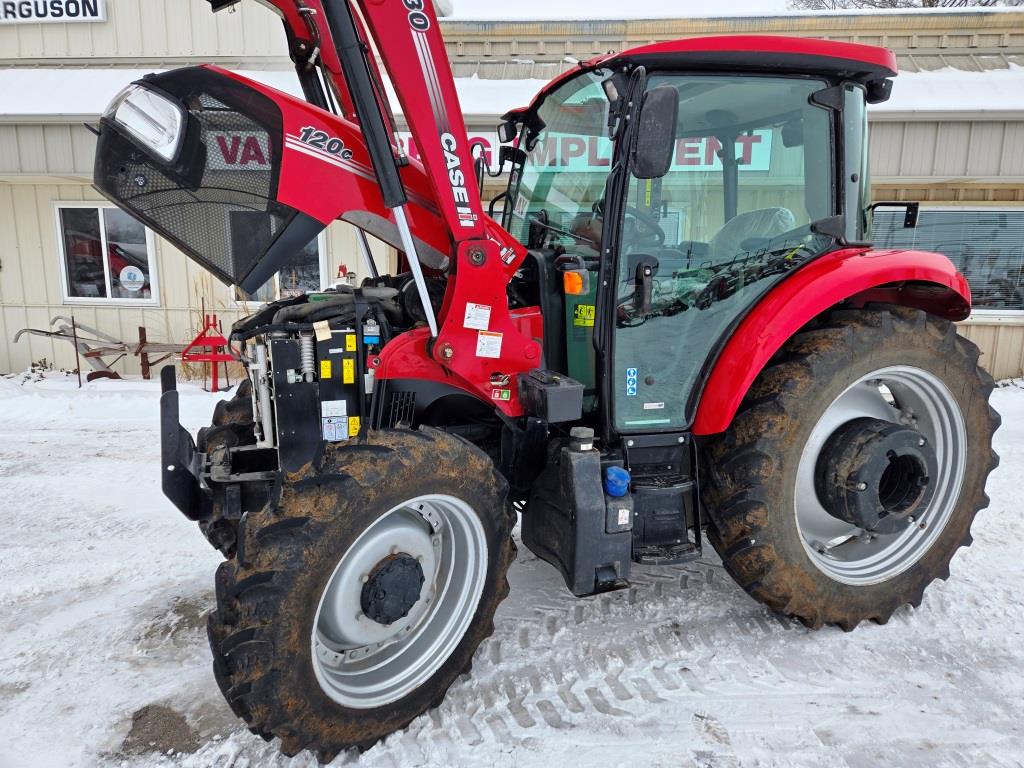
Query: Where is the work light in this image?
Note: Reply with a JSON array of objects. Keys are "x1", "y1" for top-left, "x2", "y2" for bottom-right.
[{"x1": 104, "y1": 84, "x2": 186, "y2": 163}]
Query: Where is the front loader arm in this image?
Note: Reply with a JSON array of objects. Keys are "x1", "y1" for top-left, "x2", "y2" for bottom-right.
[
  {"x1": 257, "y1": 0, "x2": 488, "y2": 243},
  {"x1": 213, "y1": 0, "x2": 538, "y2": 413}
]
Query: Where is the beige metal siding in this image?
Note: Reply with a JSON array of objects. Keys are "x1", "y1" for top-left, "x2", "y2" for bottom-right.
[
  {"x1": 869, "y1": 120, "x2": 1024, "y2": 185},
  {"x1": 0, "y1": 0, "x2": 288, "y2": 64},
  {"x1": 442, "y1": 11, "x2": 1024, "y2": 73},
  {"x1": 960, "y1": 324, "x2": 1024, "y2": 380},
  {"x1": 0, "y1": 182, "x2": 383, "y2": 375}
]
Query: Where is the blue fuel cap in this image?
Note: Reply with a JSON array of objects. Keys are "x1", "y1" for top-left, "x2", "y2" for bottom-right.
[{"x1": 604, "y1": 466, "x2": 631, "y2": 497}]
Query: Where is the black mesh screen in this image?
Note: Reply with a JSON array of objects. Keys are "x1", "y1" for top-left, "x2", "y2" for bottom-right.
[{"x1": 94, "y1": 67, "x2": 298, "y2": 288}]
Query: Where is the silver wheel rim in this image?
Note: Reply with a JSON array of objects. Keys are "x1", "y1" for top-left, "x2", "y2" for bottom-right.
[
  {"x1": 311, "y1": 494, "x2": 487, "y2": 709},
  {"x1": 795, "y1": 365, "x2": 966, "y2": 586}
]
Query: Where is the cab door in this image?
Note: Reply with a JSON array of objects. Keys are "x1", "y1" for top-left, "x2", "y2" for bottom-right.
[{"x1": 607, "y1": 73, "x2": 837, "y2": 434}]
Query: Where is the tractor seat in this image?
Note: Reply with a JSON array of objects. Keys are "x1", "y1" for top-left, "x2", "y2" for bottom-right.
[{"x1": 709, "y1": 207, "x2": 796, "y2": 262}]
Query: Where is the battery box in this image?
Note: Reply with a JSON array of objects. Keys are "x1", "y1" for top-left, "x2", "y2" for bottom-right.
[
  {"x1": 518, "y1": 369, "x2": 584, "y2": 423},
  {"x1": 315, "y1": 327, "x2": 362, "y2": 444}
]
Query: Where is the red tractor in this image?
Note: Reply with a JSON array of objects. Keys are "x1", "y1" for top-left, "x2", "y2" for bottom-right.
[{"x1": 93, "y1": 0, "x2": 998, "y2": 759}]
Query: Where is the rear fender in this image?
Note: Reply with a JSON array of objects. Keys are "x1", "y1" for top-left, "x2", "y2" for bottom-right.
[{"x1": 692, "y1": 247, "x2": 971, "y2": 436}]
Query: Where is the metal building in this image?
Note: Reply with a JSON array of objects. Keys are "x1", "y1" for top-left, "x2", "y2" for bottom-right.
[{"x1": 1, "y1": 3, "x2": 1022, "y2": 377}]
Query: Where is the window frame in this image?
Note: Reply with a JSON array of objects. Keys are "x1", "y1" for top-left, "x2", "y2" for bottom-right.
[
  {"x1": 877, "y1": 204, "x2": 1024, "y2": 325},
  {"x1": 54, "y1": 201, "x2": 161, "y2": 307},
  {"x1": 233, "y1": 231, "x2": 330, "y2": 309}
]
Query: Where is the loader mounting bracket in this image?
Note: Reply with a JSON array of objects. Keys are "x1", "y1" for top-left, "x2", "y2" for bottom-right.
[{"x1": 160, "y1": 366, "x2": 211, "y2": 521}]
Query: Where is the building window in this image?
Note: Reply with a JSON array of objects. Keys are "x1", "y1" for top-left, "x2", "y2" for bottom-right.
[
  {"x1": 244, "y1": 234, "x2": 328, "y2": 304},
  {"x1": 872, "y1": 207, "x2": 1024, "y2": 313},
  {"x1": 56, "y1": 204, "x2": 158, "y2": 304}
]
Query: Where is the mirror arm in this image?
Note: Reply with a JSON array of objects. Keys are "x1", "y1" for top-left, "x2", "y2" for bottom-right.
[
  {"x1": 869, "y1": 201, "x2": 920, "y2": 229},
  {"x1": 634, "y1": 263, "x2": 653, "y2": 316},
  {"x1": 488, "y1": 190, "x2": 508, "y2": 219}
]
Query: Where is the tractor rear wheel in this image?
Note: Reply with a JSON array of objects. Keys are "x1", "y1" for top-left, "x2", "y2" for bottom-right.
[
  {"x1": 207, "y1": 428, "x2": 515, "y2": 760},
  {"x1": 704, "y1": 305, "x2": 999, "y2": 630}
]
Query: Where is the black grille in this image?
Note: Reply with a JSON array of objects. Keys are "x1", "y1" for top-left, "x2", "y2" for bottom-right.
[
  {"x1": 94, "y1": 67, "x2": 298, "y2": 288},
  {"x1": 387, "y1": 391, "x2": 416, "y2": 428}
]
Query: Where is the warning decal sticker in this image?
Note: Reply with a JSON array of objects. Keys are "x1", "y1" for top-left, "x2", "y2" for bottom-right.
[
  {"x1": 476, "y1": 331, "x2": 503, "y2": 358},
  {"x1": 573, "y1": 305, "x2": 595, "y2": 327},
  {"x1": 626, "y1": 367, "x2": 638, "y2": 397},
  {"x1": 463, "y1": 303, "x2": 492, "y2": 331}
]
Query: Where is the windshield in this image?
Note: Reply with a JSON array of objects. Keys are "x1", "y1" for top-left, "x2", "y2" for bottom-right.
[{"x1": 505, "y1": 69, "x2": 613, "y2": 257}]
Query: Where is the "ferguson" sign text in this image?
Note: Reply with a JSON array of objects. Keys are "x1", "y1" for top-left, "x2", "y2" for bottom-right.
[{"x1": 0, "y1": 0, "x2": 105, "y2": 23}]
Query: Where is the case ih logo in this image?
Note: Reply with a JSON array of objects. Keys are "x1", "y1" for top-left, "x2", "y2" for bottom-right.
[
  {"x1": 208, "y1": 132, "x2": 271, "y2": 171},
  {"x1": 440, "y1": 132, "x2": 476, "y2": 228},
  {"x1": 0, "y1": 0, "x2": 105, "y2": 23}
]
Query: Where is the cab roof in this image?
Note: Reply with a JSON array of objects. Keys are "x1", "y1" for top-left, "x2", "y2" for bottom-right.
[{"x1": 504, "y1": 35, "x2": 898, "y2": 120}]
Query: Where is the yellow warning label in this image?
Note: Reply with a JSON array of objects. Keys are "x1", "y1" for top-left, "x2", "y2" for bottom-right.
[
  {"x1": 345, "y1": 334, "x2": 356, "y2": 352},
  {"x1": 348, "y1": 416, "x2": 361, "y2": 437},
  {"x1": 320, "y1": 360, "x2": 332, "y2": 379},
  {"x1": 573, "y1": 304, "x2": 595, "y2": 327},
  {"x1": 343, "y1": 358, "x2": 355, "y2": 384}
]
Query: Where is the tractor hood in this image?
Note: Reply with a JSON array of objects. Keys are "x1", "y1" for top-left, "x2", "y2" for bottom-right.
[{"x1": 93, "y1": 66, "x2": 450, "y2": 295}]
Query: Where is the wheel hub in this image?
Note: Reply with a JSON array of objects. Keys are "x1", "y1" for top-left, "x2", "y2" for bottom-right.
[
  {"x1": 815, "y1": 417, "x2": 937, "y2": 534},
  {"x1": 360, "y1": 553, "x2": 425, "y2": 626}
]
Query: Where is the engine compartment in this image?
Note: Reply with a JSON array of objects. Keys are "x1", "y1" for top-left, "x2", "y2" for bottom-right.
[{"x1": 229, "y1": 272, "x2": 449, "y2": 471}]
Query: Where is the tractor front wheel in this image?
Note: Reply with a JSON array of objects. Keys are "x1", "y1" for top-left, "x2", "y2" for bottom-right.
[
  {"x1": 207, "y1": 428, "x2": 515, "y2": 760},
  {"x1": 195, "y1": 378, "x2": 256, "y2": 557},
  {"x1": 704, "y1": 305, "x2": 999, "y2": 630}
]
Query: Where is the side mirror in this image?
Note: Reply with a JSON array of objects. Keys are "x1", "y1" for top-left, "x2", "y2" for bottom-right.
[
  {"x1": 869, "y1": 201, "x2": 920, "y2": 229},
  {"x1": 631, "y1": 85, "x2": 678, "y2": 180},
  {"x1": 497, "y1": 120, "x2": 518, "y2": 144}
]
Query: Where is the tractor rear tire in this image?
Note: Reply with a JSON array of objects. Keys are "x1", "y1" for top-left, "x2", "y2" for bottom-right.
[
  {"x1": 207, "y1": 427, "x2": 515, "y2": 761},
  {"x1": 196, "y1": 379, "x2": 255, "y2": 557},
  {"x1": 703, "y1": 305, "x2": 999, "y2": 630}
]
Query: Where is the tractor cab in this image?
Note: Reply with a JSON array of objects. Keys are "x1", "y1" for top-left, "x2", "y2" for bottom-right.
[{"x1": 502, "y1": 37, "x2": 892, "y2": 438}]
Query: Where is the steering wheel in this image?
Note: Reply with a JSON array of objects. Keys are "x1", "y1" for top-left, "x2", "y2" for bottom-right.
[
  {"x1": 591, "y1": 200, "x2": 666, "y2": 247},
  {"x1": 624, "y1": 205, "x2": 666, "y2": 247}
]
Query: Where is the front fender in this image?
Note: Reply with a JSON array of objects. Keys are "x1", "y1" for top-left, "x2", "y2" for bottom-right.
[{"x1": 692, "y1": 247, "x2": 971, "y2": 436}]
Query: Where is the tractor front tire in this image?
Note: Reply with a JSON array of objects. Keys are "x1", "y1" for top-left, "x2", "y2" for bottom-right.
[
  {"x1": 704, "y1": 305, "x2": 999, "y2": 630},
  {"x1": 207, "y1": 428, "x2": 515, "y2": 761},
  {"x1": 196, "y1": 379, "x2": 255, "y2": 557}
]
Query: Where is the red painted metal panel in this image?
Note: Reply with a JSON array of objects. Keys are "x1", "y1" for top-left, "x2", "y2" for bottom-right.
[
  {"x1": 691, "y1": 248, "x2": 971, "y2": 436},
  {"x1": 509, "y1": 35, "x2": 898, "y2": 119}
]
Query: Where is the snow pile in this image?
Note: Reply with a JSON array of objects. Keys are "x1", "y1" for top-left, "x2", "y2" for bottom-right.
[
  {"x1": 0, "y1": 371, "x2": 226, "y2": 430},
  {"x1": 447, "y1": 1, "x2": 1023, "y2": 21},
  {"x1": 3, "y1": 61, "x2": 1022, "y2": 123},
  {"x1": 0, "y1": 372, "x2": 1022, "y2": 767},
  {"x1": 881, "y1": 64, "x2": 1024, "y2": 115}
]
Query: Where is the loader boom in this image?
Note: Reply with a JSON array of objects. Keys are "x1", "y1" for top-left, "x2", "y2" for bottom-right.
[{"x1": 217, "y1": 0, "x2": 536, "y2": 411}]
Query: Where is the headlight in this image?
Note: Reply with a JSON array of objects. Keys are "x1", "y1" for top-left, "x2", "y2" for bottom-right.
[{"x1": 104, "y1": 84, "x2": 185, "y2": 163}]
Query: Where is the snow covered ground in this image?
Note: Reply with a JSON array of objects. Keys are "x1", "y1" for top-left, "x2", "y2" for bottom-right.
[{"x1": 0, "y1": 370, "x2": 1022, "y2": 768}]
